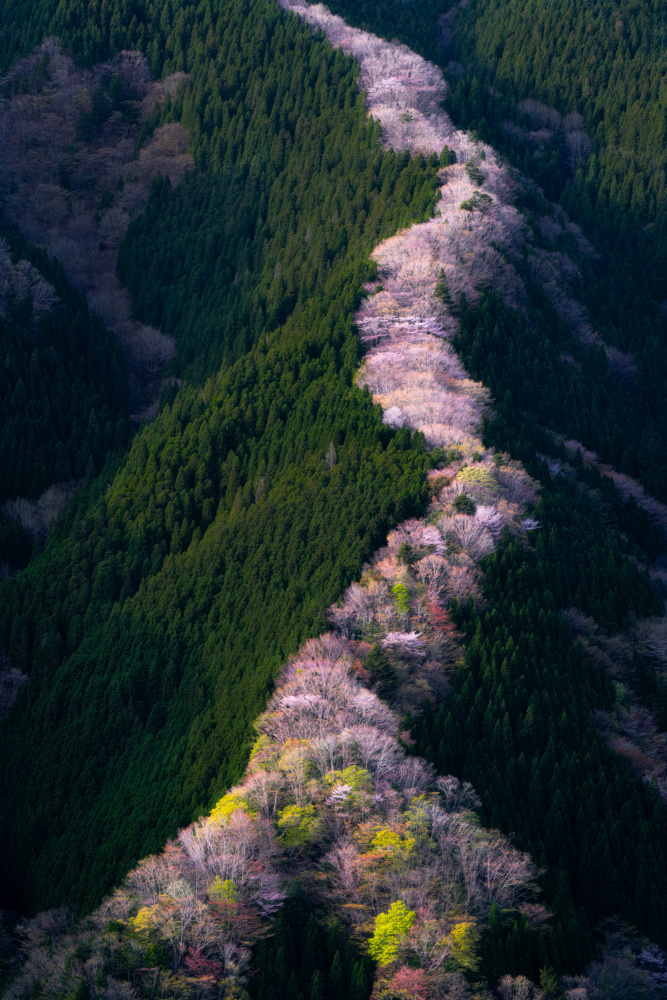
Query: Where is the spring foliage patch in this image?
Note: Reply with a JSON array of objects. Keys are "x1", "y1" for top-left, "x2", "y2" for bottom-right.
[{"x1": 368, "y1": 901, "x2": 416, "y2": 965}]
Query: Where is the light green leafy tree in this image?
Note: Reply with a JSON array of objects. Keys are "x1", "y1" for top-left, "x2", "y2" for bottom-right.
[
  {"x1": 448, "y1": 921, "x2": 480, "y2": 972},
  {"x1": 391, "y1": 583, "x2": 410, "y2": 616},
  {"x1": 277, "y1": 804, "x2": 324, "y2": 849},
  {"x1": 368, "y1": 900, "x2": 416, "y2": 966},
  {"x1": 456, "y1": 465, "x2": 498, "y2": 494},
  {"x1": 208, "y1": 877, "x2": 237, "y2": 902}
]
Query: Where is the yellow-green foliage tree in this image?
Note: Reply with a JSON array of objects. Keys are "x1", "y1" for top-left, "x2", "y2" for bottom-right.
[
  {"x1": 209, "y1": 877, "x2": 237, "y2": 902},
  {"x1": 370, "y1": 828, "x2": 416, "y2": 868},
  {"x1": 209, "y1": 792, "x2": 248, "y2": 824},
  {"x1": 276, "y1": 805, "x2": 324, "y2": 849},
  {"x1": 447, "y1": 921, "x2": 480, "y2": 973},
  {"x1": 455, "y1": 465, "x2": 498, "y2": 495},
  {"x1": 368, "y1": 901, "x2": 416, "y2": 966},
  {"x1": 391, "y1": 583, "x2": 410, "y2": 616}
]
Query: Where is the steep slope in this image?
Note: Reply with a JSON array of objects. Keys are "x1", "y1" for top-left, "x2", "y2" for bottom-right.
[
  {"x1": 0, "y1": 0, "x2": 439, "y2": 917},
  {"x1": 5, "y1": 192, "x2": 667, "y2": 1000},
  {"x1": 3, "y1": 3, "x2": 667, "y2": 998},
  {"x1": 5, "y1": 9, "x2": 667, "y2": 1000},
  {"x1": 0, "y1": 218, "x2": 130, "y2": 576},
  {"x1": 6, "y1": 622, "x2": 544, "y2": 1000},
  {"x1": 0, "y1": 44, "x2": 190, "y2": 417},
  {"x1": 320, "y1": 0, "x2": 667, "y2": 504},
  {"x1": 279, "y1": 0, "x2": 667, "y2": 959}
]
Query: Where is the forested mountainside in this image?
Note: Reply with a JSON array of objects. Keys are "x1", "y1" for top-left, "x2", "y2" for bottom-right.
[
  {"x1": 323, "y1": 0, "x2": 667, "y2": 504},
  {"x1": 0, "y1": 0, "x2": 440, "y2": 918},
  {"x1": 6, "y1": 315, "x2": 666, "y2": 998},
  {"x1": 3, "y1": 0, "x2": 667, "y2": 998},
  {"x1": 0, "y1": 219, "x2": 129, "y2": 574}
]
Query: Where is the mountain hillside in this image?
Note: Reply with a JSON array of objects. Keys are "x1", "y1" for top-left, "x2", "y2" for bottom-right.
[
  {"x1": 0, "y1": 0, "x2": 439, "y2": 918},
  {"x1": 322, "y1": 0, "x2": 667, "y2": 502},
  {"x1": 3, "y1": 1, "x2": 667, "y2": 999}
]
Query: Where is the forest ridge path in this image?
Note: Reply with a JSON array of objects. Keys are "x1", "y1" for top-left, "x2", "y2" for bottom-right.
[
  {"x1": 279, "y1": 0, "x2": 667, "y2": 530},
  {"x1": 278, "y1": 0, "x2": 667, "y2": 806},
  {"x1": 6, "y1": 11, "x2": 667, "y2": 988}
]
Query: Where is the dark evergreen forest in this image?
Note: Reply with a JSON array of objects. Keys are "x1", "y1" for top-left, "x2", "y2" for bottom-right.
[
  {"x1": 413, "y1": 289, "x2": 667, "y2": 976},
  {"x1": 0, "y1": 220, "x2": 129, "y2": 503},
  {"x1": 0, "y1": 220, "x2": 130, "y2": 572},
  {"x1": 2, "y1": 0, "x2": 667, "y2": 996},
  {"x1": 324, "y1": 0, "x2": 667, "y2": 503},
  {"x1": 0, "y1": 0, "x2": 439, "y2": 917}
]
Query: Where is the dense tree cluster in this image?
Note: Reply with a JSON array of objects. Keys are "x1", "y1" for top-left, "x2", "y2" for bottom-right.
[
  {"x1": 322, "y1": 0, "x2": 667, "y2": 507},
  {"x1": 321, "y1": 0, "x2": 446, "y2": 66},
  {"x1": 118, "y1": 2, "x2": 437, "y2": 381},
  {"x1": 416, "y1": 506, "x2": 667, "y2": 974},
  {"x1": 0, "y1": 220, "x2": 129, "y2": 504},
  {"x1": 453, "y1": 291, "x2": 667, "y2": 502},
  {"x1": 5, "y1": 626, "x2": 540, "y2": 1000},
  {"x1": 413, "y1": 298, "x2": 667, "y2": 978},
  {"x1": 0, "y1": 219, "x2": 129, "y2": 576},
  {"x1": 3, "y1": 2, "x2": 667, "y2": 998},
  {"x1": 446, "y1": 0, "x2": 667, "y2": 504},
  {"x1": 249, "y1": 905, "x2": 375, "y2": 1000},
  {"x1": 449, "y1": 0, "x2": 667, "y2": 226},
  {"x1": 0, "y1": 0, "x2": 438, "y2": 918}
]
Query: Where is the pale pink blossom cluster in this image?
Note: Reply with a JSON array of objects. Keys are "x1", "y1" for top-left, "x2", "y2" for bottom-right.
[
  {"x1": 0, "y1": 665, "x2": 29, "y2": 718},
  {"x1": 2, "y1": 479, "x2": 82, "y2": 541},
  {"x1": 387, "y1": 518, "x2": 447, "y2": 556},
  {"x1": 530, "y1": 250, "x2": 636, "y2": 379},
  {"x1": 565, "y1": 611, "x2": 667, "y2": 803},
  {"x1": 326, "y1": 456, "x2": 540, "y2": 676},
  {"x1": 281, "y1": 0, "x2": 639, "y2": 482},
  {"x1": 249, "y1": 633, "x2": 540, "y2": 963},
  {"x1": 434, "y1": 459, "x2": 539, "y2": 540},
  {"x1": 636, "y1": 618, "x2": 667, "y2": 664},
  {"x1": 382, "y1": 631, "x2": 427, "y2": 657}
]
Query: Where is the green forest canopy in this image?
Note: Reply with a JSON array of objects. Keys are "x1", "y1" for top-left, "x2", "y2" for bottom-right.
[
  {"x1": 323, "y1": 0, "x2": 667, "y2": 503},
  {"x1": 2, "y1": 0, "x2": 667, "y2": 991},
  {"x1": 0, "y1": 0, "x2": 439, "y2": 916},
  {"x1": 0, "y1": 219, "x2": 129, "y2": 572}
]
